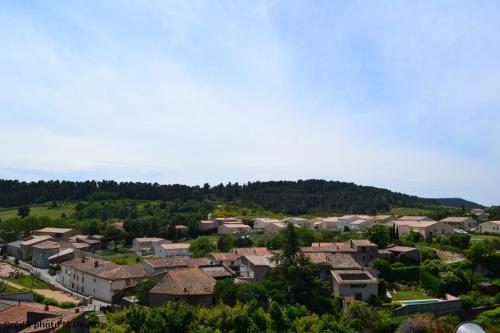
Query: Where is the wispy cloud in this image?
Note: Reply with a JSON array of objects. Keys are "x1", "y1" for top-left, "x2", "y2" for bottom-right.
[{"x1": 0, "y1": 1, "x2": 499, "y2": 205}]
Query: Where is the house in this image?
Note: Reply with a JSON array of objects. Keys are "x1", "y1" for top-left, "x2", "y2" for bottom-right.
[
  {"x1": 198, "y1": 220, "x2": 217, "y2": 232},
  {"x1": 307, "y1": 239, "x2": 379, "y2": 266},
  {"x1": 374, "y1": 215, "x2": 395, "y2": 223},
  {"x1": 20, "y1": 236, "x2": 54, "y2": 260},
  {"x1": 397, "y1": 216, "x2": 435, "y2": 222},
  {"x1": 68, "y1": 235, "x2": 102, "y2": 252},
  {"x1": 282, "y1": 217, "x2": 308, "y2": 227},
  {"x1": 239, "y1": 255, "x2": 275, "y2": 281},
  {"x1": 394, "y1": 220, "x2": 455, "y2": 238},
  {"x1": 58, "y1": 257, "x2": 146, "y2": 303},
  {"x1": 32, "y1": 241, "x2": 61, "y2": 268},
  {"x1": 348, "y1": 219, "x2": 374, "y2": 231},
  {"x1": 207, "y1": 252, "x2": 240, "y2": 271},
  {"x1": 304, "y1": 252, "x2": 361, "y2": 280},
  {"x1": 217, "y1": 223, "x2": 252, "y2": 235},
  {"x1": 199, "y1": 265, "x2": 234, "y2": 280},
  {"x1": 0, "y1": 299, "x2": 87, "y2": 333},
  {"x1": 479, "y1": 221, "x2": 500, "y2": 234},
  {"x1": 34, "y1": 227, "x2": 77, "y2": 241},
  {"x1": 213, "y1": 217, "x2": 242, "y2": 225},
  {"x1": 337, "y1": 215, "x2": 374, "y2": 230},
  {"x1": 385, "y1": 245, "x2": 419, "y2": 262},
  {"x1": 132, "y1": 237, "x2": 168, "y2": 252},
  {"x1": 310, "y1": 217, "x2": 339, "y2": 230},
  {"x1": 263, "y1": 222, "x2": 286, "y2": 233},
  {"x1": 472, "y1": 209, "x2": 489, "y2": 221},
  {"x1": 48, "y1": 248, "x2": 75, "y2": 265},
  {"x1": 331, "y1": 269, "x2": 378, "y2": 302},
  {"x1": 440, "y1": 217, "x2": 477, "y2": 229},
  {"x1": 143, "y1": 257, "x2": 188, "y2": 275},
  {"x1": 254, "y1": 218, "x2": 282, "y2": 230},
  {"x1": 149, "y1": 267, "x2": 216, "y2": 307},
  {"x1": 6, "y1": 240, "x2": 22, "y2": 258},
  {"x1": 154, "y1": 243, "x2": 191, "y2": 258}
]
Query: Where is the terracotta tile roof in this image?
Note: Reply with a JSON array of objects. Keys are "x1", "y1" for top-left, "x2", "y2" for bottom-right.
[
  {"x1": 387, "y1": 245, "x2": 417, "y2": 253},
  {"x1": 135, "y1": 237, "x2": 165, "y2": 242},
  {"x1": 184, "y1": 258, "x2": 212, "y2": 267},
  {"x1": 160, "y1": 243, "x2": 190, "y2": 250},
  {"x1": 144, "y1": 258, "x2": 187, "y2": 269},
  {"x1": 208, "y1": 252, "x2": 239, "y2": 262},
  {"x1": 150, "y1": 267, "x2": 216, "y2": 296},
  {"x1": 394, "y1": 220, "x2": 438, "y2": 228},
  {"x1": 440, "y1": 217, "x2": 470, "y2": 222},
  {"x1": 36, "y1": 227, "x2": 73, "y2": 234},
  {"x1": 21, "y1": 236, "x2": 53, "y2": 246},
  {"x1": 351, "y1": 239, "x2": 377, "y2": 247},
  {"x1": 327, "y1": 253, "x2": 361, "y2": 269},
  {"x1": 231, "y1": 247, "x2": 270, "y2": 256},
  {"x1": 61, "y1": 258, "x2": 146, "y2": 280},
  {"x1": 32, "y1": 241, "x2": 60, "y2": 250},
  {"x1": 0, "y1": 300, "x2": 66, "y2": 325},
  {"x1": 242, "y1": 255, "x2": 275, "y2": 267},
  {"x1": 304, "y1": 252, "x2": 329, "y2": 264}
]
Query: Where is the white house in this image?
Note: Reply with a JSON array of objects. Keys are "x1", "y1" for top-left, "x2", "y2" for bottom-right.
[
  {"x1": 479, "y1": 221, "x2": 500, "y2": 234},
  {"x1": 331, "y1": 269, "x2": 378, "y2": 302},
  {"x1": 58, "y1": 257, "x2": 146, "y2": 303},
  {"x1": 217, "y1": 223, "x2": 252, "y2": 235},
  {"x1": 310, "y1": 217, "x2": 339, "y2": 230},
  {"x1": 440, "y1": 217, "x2": 477, "y2": 229},
  {"x1": 348, "y1": 219, "x2": 374, "y2": 231},
  {"x1": 254, "y1": 218, "x2": 282, "y2": 230},
  {"x1": 154, "y1": 243, "x2": 192, "y2": 258},
  {"x1": 394, "y1": 220, "x2": 455, "y2": 238},
  {"x1": 282, "y1": 217, "x2": 308, "y2": 227},
  {"x1": 132, "y1": 237, "x2": 168, "y2": 252}
]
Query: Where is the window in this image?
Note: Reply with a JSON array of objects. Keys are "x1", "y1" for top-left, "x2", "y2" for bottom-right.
[
  {"x1": 355, "y1": 293, "x2": 362, "y2": 300},
  {"x1": 82, "y1": 277, "x2": 84, "y2": 283}
]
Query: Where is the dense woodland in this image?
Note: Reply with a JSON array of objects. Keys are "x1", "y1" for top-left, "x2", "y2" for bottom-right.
[{"x1": 0, "y1": 179, "x2": 482, "y2": 215}]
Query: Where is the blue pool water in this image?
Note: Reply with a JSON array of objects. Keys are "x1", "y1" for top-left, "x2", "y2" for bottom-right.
[{"x1": 400, "y1": 299, "x2": 439, "y2": 306}]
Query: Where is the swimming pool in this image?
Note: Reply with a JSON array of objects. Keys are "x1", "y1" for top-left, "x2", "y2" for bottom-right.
[{"x1": 400, "y1": 299, "x2": 440, "y2": 306}]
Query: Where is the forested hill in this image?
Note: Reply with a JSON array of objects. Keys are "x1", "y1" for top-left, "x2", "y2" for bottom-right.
[
  {"x1": 429, "y1": 198, "x2": 483, "y2": 209},
  {"x1": 0, "y1": 179, "x2": 472, "y2": 215}
]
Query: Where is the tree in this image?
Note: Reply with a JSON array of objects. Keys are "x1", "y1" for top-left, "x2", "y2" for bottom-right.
[
  {"x1": 189, "y1": 237, "x2": 216, "y2": 258},
  {"x1": 282, "y1": 223, "x2": 300, "y2": 260},
  {"x1": 468, "y1": 240, "x2": 495, "y2": 262},
  {"x1": 364, "y1": 224, "x2": 391, "y2": 248},
  {"x1": 18, "y1": 205, "x2": 30, "y2": 218},
  {"x1": 234, "y1": 236, "x2": 253, "y2": 248},
  {"x1": 103, "y1": 226, "x2": 126, "y2": 249},
  {"x1": 217, "y1": 234, "x2": 235, "y2": 252}
]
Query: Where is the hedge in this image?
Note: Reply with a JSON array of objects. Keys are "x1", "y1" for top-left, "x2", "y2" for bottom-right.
[
  {"x1": 390, "y1": 266, "x2": 420, "y2": 282},
  {"x1": 420, "y1": 269, "x2": 444, "y2": 296}
]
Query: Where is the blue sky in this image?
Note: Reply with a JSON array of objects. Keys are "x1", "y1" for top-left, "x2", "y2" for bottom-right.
[{"x1": 1, "y1": 1, "x2": 499, "y2": 205}]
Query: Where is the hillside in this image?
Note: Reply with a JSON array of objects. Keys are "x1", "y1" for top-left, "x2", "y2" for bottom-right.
[
  {"x1": 0, "y1": 179, "x2": 469, "y2": 215},
  {"x1": 429, "y1": 197, "x2": 483, "y2": 209}
]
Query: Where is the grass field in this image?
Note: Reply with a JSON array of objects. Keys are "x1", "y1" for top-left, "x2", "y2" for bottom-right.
[
  {"x1": 0, "y1": 206, "x2": 75, "y2": 219},
  {"x1": 11, "y1": 275, "x2": 50, "y2": 289},
  {"x1": 0, "y1": 282, "x2": 25, "y2": 294},
  {"x1": 185, "y1": 235, "x2": 221, "y2": 244},
  {"x1": 390, "y1": 207, "x2": 434, "y2": 216},
  {"x1": 392, "y1": 290, "x2": 434, "y2": 301}
]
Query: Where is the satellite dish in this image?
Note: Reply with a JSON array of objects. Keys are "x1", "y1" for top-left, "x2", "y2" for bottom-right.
[{"x1": 454, "y1": 322, "x2": 486, "y2": 333}]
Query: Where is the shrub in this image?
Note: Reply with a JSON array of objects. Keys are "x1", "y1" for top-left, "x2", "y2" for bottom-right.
[
  {"x1": 420, "y1": 269, "x2": 444, "y2": 296},
  {"x1": 59, "y1": 301, "x2": 77, "y2": 308}
]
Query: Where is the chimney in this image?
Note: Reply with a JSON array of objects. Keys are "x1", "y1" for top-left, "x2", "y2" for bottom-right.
[
  {"x1": 75, "y1": 308, "x2": 80, "y2": 313},
  {"x1": 183, "y1": 287, "x2": 187, "y2": 292},
  {"x1": 18, "y1": 300, "x2": 21, "y2": 306},
  {"x1": 44, "y1": 304, "x2": 49, "y2": 311},
  {"x1": 350, "y1": 240, "x2": 353, "y2": 248},
  {"x1": 81, "y1": 257, "x2": 85, "y2": 263},
  {"x1": 94, "y1": 260, "x2": 99, "y2": 268}
]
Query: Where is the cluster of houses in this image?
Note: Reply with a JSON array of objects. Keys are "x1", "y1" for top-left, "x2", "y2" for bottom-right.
[
  {"x1": 197, "y1": 213, "x2": 490, "y2": 238},
  {"x1": 5, "y1": 228, "x2": 103, "y2": 268},
  {"x1": 1, "y1": 208, "x2": 497, "y2": 312}
]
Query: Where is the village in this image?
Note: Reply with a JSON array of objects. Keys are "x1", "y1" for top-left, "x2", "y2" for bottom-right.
[{"x1": 0, "y1": 208, "x2": 498, "y2": 332}]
